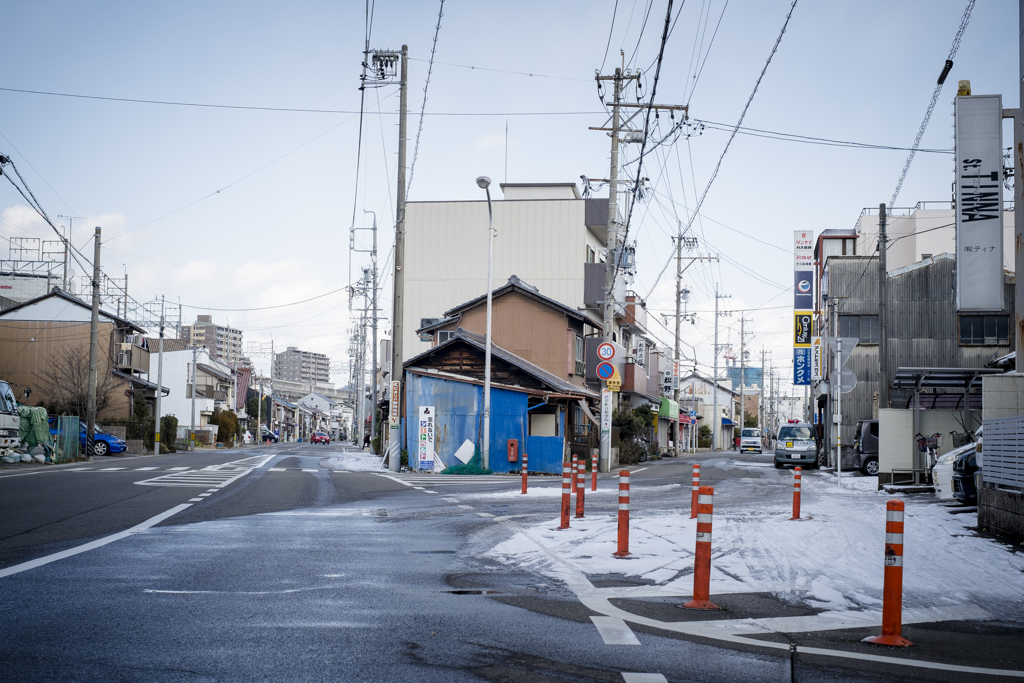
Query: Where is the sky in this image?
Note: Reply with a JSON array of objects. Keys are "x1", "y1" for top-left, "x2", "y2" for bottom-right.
[{"x1": 0, "y1": 0, "x2": 1019, "y2": 393}]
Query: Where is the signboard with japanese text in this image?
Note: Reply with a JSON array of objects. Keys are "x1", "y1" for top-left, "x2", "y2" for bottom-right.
[
  {"x1": 954, "y1": 94, "x2": 1004, "y2": 311},
  {"x1": 388, "y1": 380, "x2": 401, "y2": 428},
  {"x1": 417, "y1": 405, "x2": 435, "y2": 471},
  {"x1": 601, "y1": 389, "x2": 612, "y2": 436},
  {"x1": 794, "y1": 230, "x2": 814, "y2": 271},
  {"x1": 794, "y1": 312, "x2": 813, "y2": 346},
  {"x1": 810, "y1": 336, "x2": 823, "y2": 380},
  {"x1": 794, "y1": 348, "x2": 811, "y2": 386}
]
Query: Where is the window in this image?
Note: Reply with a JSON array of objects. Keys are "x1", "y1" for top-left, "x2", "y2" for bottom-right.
[
  {"x1": 959, "y1": 315, "x2": 1009, "y2": 345},
  {"x1": 838, "y1": 315, "x2": 879, "y2": 343},
  {"x1": 575, "y1": 336, "x2": 584, "y2": 361},
  {"x1": 420, "y1": 318, "x2": 440, "y2": 330},
  {"x1": 778, "y1": 426, "x2": 813, "y2": 440},
  {"x1": 437, "y1": 330, "x2": 455, "y2": 344},
  {"x1": 586, "y1": 246, "x2": 596, "y2": 263}
]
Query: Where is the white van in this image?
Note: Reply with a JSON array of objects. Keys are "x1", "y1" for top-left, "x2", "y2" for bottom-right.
[{"x1": 740, "y1": 428, "x2": 762, "y2": 454}]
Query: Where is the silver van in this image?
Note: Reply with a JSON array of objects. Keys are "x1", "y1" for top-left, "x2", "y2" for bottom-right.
[{"x1": 774, "y1": 424, "x2": 818, "y2": 469}]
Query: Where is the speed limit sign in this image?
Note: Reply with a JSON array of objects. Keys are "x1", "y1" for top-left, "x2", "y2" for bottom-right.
[{"x1": 597, "y1": 342, "x2": 615, "y2": 361}]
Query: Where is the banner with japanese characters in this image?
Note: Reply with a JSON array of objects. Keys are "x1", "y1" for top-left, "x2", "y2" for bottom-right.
[
  {"x1": 954, "y1": 94, "x2": 1004, "y2": 311},
  {"x1": 418, "y1": 405, "x2": 435, "y2": 471}
]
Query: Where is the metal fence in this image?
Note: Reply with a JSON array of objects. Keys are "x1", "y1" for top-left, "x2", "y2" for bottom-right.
[
  {"x1": 52, "y1": 416, "x2": 80, "y2": 463},
  {"x1": 982, "y1": 416, "x2": 1024, "y2": 489}
]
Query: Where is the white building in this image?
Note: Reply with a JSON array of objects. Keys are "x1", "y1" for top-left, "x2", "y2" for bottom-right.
[
  {"x1": 679, "y1": 372, "x2": 740, "y2": 450},
  {"x1": 853, "y1": 203, "x2": 1014, "y2": 273},
  {"x1": 153, "y1": 341, "x2": 237, "y2": 435},
  {"x1": 403, "y1": 183, "x2": 611, "y2": 363}
]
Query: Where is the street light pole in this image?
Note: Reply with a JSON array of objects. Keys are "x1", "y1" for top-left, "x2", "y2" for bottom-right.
[{"x1": 476, "y1": 176, "x2": 495, "y2": 470}]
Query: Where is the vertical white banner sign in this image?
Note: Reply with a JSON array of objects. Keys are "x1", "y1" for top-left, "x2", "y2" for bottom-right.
[{"x1": 418, "y1": 405, "x2": 435, "y2": 471}]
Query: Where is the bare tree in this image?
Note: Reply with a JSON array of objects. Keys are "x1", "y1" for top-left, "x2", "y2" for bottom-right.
[{"x1": 40, "y1": 346, "x2": 116, "y2": 416}]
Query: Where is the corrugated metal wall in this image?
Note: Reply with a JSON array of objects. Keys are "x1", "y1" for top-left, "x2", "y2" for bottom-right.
[{"x1": 826, "y1": 256, "x2": 1013, "y2": 448}]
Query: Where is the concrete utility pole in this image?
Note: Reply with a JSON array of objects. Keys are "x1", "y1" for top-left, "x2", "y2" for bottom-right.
[
  {"x1": 673, "y1": 233, "x2": 683, "y2": 457},
  {"x1": 597, "y1": 66, "x2": 624, "y2": 474},
  {"x1": 878, "y1": 204, "x2": 889, "y2": 411},
  {"x1": 190, "y1": 345, "x2": 197, "y2": 451},
  {"x1": 364, "y1": 210, "x2": 379, "y2": 452},
  {"x1": 57, "y1": 214, "x2": 78, "y2": 292},
  {"x1": 269, "y1": 339, "x2": 275, "y2": 439},
  {"x1": 154, "y1": 295, "x2": 165, "y2": 453},
  {"x1": 388, "y1": 45, "x2": 409, "y2": 472},
  {"x1": 85, "y1": 227, "x2": 102, "y2": 461},
  {"x1": 739, "y1": 315, "x2": 751, "y2": 432},
  {"x1": 712, "y1": 286, "x2": 730, "y2": 451}
]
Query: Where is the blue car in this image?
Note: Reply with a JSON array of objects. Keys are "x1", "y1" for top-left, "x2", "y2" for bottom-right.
[{"x1": 48, "y1": 417, "x2": 127, "y2": 457}]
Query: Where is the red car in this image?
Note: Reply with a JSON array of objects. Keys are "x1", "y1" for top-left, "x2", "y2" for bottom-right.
[{"x1": 311, "y1": 432, "x2": 330, "y2": 445}]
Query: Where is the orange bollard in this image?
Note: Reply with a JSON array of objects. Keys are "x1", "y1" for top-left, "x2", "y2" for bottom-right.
[
  {"x1": 682, "y1": 485, "x2": 719, "y2": 609},
  {"x1": 572, "y1": 455, "x2": 578, "y2": 494},
  {"x1": 521, "y1": 453, "x2": 528, "y2": 494},
  {"x1": 690, "y1": 464, "x2": 701, "y2": 519},
  {"x1": 613, "y1": 471, "x2": 631, "y2": 557},
  {"x1": 790, "y1": 467, "x2": 802, "y2": 520},
  {"x1": 575, "y1": 465, "x2": 586, "y2": 518},
  {"x1": 557, "y1": 463, "x2": 572, "y2": 530},
  {"x1": 591, "y1": 451, "x2": 598, "y2": 492},
  {"x1": 866, "y1": 500, "x2": 913, "y2": 647}
]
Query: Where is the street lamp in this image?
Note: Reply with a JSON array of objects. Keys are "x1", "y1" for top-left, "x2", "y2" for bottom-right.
[{"x1": 476, "y1": 175, "x2": 494, "y2": 470}]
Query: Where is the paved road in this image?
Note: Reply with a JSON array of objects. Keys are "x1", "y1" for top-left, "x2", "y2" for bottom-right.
[{"x1": 0, "y1": 445, "x2": 1019, "y2": 682}]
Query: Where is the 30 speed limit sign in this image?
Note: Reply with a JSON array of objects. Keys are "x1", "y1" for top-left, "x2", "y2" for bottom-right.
[{"x1": 597, "y1": 342, "x2": 616, "y2": 361}]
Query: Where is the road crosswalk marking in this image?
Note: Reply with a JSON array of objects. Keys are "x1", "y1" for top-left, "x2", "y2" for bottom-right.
[
  {"x1": 135, "y1": 464, "x2": 253, "y2": 489},
  {"x1": 621, "y1": 675, "x2": 666, "y2": 683},
  {"x1": 591, "y1": 616, "x2": 640, "y2": 645},
  {"x1": 135, "y1": 467, "x2": 158, "y2": 471}
]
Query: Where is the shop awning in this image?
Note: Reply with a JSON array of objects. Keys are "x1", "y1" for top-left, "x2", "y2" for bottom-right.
[
  {"x1": 721, "y1": 417, "x2": 734, "y2": 426},
  {"x1": 658, "y1": 397, "x2": 679, "y2": 420}
]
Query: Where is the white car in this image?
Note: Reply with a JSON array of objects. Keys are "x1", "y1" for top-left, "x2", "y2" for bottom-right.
[
  {"x1": 740, "y1": 428, "x2": 762, "y2": 454},
  {"x1": 933, "y1": 442, "x2": 974, "y2": 501}
]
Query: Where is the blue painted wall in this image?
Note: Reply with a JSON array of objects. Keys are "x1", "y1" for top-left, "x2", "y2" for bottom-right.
[{"x1": 405, "y1": 373, "x2": 565, "y2": 474}]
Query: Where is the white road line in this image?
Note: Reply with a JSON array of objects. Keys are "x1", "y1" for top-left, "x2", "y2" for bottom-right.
[
  {"x1": 268, "y1": 468, "x2": 286, "y2": 472},
  {"x1": 591, "y1": 616, "x2": 641, "y2": 645},
  {"x1": 67, "y1": 468, "x2": 92, "y2": 471},
  {"x1": 412, "y1": 486, "x2": 425, "y2": 490},
  {"x1": 197, "y1": 493, "x2": 211, "y2": 497},
  {"x1": 621, "y1": 674, "x2": 667, "y2": 683},
  {"x1": 167, "y1": 467, "x2": 190, "y2": 471},
  {"x1": 476, "y1": 512, "x2": 495, "y2": 518},
  {"x1": 630, "y1": 468, "x2": 647, "y2": 474},
  {"x1": 423, "y1": 490, "x2": 438, "y2": 494},
  {"x1": 134, "y1": 467, "x2": 158, "y2": 471},
  {"x1": 458, "y1": 505, "x2": 474, "y2": 510},
  {"x1": 0, "y1": 503, "x2": 192, "y2": 579},
  {"x1": 206, "y1": 489, "x2": 219, "y2": 493},
  {"x1": 301, "y1": 469, "x2": 318, "y2": 473},
  {"x1": 188, "y1": 498, "x2": 203, "y2": 502},
  {"x1": 375, "y1": 473, "x2": 415, "y2": 487},
  {"x1": 99, "y1": 467, "x2": 125, "y2": 471}
]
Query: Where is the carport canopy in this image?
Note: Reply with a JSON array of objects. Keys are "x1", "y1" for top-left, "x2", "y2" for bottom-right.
[{"x1": 890, "y1": 367, "x2": 1003, "y2": 391}]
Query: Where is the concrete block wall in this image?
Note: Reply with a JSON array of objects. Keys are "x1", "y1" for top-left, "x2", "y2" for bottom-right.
[
  {"x1": 978, "y1": 487, "x2": 1024, "y2": 543},
  {"x1": 982, "y1": 374, "x2": 1024, "y2": 421}
]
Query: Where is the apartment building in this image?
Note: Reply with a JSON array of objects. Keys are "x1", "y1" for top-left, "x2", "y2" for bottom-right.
[
  {"x1": 274, "y1": 346, "x2": 331, "y2": 384},
  {"x1": 180, "y1": 315, "x2": 243, "y2": 364}
]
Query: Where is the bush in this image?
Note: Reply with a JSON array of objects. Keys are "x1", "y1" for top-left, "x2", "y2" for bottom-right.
[
  {"x1": 160, "y1": 414, "x2": 178, "y2": 453},
  {"x1": 698, "y1": 424, "x2": 711, "y2": 449},
  {"x1": 619, "y1": 439, "x2": 646, "y2": 465},
  {"x1": 210, "y1": 408, "x2": 241, "y2": 444}
]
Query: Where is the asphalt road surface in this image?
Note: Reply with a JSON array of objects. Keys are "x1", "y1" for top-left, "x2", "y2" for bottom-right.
[{"x1": 1, "y1": 444, "x2": 1020, "y2": 682}]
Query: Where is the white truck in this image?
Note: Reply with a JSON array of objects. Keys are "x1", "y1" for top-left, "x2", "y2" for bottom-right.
[{"x1": 0, "y1": 380, "x2": 21, "y2": 452}]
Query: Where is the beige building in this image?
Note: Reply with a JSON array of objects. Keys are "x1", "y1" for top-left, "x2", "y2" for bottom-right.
[
  {"x1": 403, "y1": 183, "x2": 613, "y2": 364},
  {"x1": 274, "y1": 346, "x2": 330, "y2": 384},
  {"x1": 180, "y1": 314, "x2": 243, "y2": 364}
]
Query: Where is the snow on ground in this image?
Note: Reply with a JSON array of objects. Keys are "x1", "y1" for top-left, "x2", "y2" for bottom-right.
[
  {"x1": 464, "y1": 484, "x2": 681, "y2": 500},
  {"x1": 321, "y1": 451, "x2": 385, "y2": 472},
  {"x1": 485, "y1": 473, "x2": 1024, "y2": 620}
]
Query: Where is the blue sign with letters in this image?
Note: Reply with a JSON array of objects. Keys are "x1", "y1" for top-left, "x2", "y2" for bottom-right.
[
  {"x1": 793, "y1": 347, "x2": 811, "y2": 386},
  {"x1": 794, "y1": 270, "x2": 813, "y2": 310}
]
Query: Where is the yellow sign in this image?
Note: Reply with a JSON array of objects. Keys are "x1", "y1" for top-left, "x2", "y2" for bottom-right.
[{"x1": 606, "y1": 366, "x2": 622, "y2": 392}]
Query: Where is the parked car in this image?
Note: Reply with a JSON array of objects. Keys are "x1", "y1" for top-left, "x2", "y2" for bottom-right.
[
  {"x1": 311, "y1": 432, "x2": 330, "y2": 445},
  {"x1": 853, "y1": 419, "x2": 879, "y2": 476},
  {"x1": 48, "y1": 417, "x2": 127, "y2": 456},
  {"x1": 774, "y1": 424, "x2": 818, "y2": 468},
  {"x1": 933, "y1": 442, "x2": 974, "y2": 501},
  {"x1": 259, "y1": 427, "x2": 279, "y2": 443},
  {"x1": 739, "y1": 428, "x2": 762, "y2": 454},
  {"x1": 952, "y1": 445, "x2": 981, "y2": 505}
]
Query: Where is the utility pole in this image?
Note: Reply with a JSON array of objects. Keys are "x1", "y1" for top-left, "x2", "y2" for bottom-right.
[
  {"x1": 154, "y1": 295, "x2": 165, "y2": 453},
  {"x1": 388, "y1": 45, "x2": 409, "y2": 472},
  {"x1": 739, "y1": 315, "x2": 752, "y2": 433},
  {"x1": 190, "y1": 345, "x2": 197, "y2": 451},
  {"x1": 57, "y1": 214, "x2": 78, "y2": 292},
  {"x1": 85, "y1": 227, "x2": 102, "y2": 461},
  {"x1": 712, "y1": 286, "x2": 731, "y2": 451},
  {"x1": 878, "y1": 204, "x2": 889, "y2": 411}
]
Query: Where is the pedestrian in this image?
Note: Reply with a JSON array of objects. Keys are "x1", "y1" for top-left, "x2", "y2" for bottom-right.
[{"x1": 363, "y1": 432, "x2": 371, "y2": 449}]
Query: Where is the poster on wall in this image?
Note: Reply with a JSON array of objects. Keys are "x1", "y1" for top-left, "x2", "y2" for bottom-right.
[
  {"x1": 954, "y1": 94, "x2": 1004, "y2": 311},
  {"x1": 418, "y1": 406, "x2": 435, "y2": 471}
]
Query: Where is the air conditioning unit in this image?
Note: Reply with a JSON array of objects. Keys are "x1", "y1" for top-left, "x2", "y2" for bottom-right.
[{"x1": 117, "y1": 352, "x2": 129, "y2": 367}]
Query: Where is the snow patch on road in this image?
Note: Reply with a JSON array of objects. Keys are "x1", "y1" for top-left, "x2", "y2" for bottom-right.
[
  {"x1": 321, "y1": 452, "x2": 385, "y2": 472},
  {"x1": 485, "y1": 474, "x2": 1024, "y2": 619},
  {"x1": 464, "y1": 484, "x2": 680, "y2": 500}
]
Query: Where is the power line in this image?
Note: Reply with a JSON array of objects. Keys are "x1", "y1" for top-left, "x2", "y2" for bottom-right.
[
  {"x1": 889, "y1": 0, "x2": 975, "y2": 207},
  {"x1": 408, "y1": 58, "x2": 591, "y2": 83},
  {"x1": 678, "y1": 0, "x2": 799, "y2": 241},
  {"x1": 180, "y1": 286, "x2": 348, "y2": 312},
  {"x1": 686, "y1": 0, "x2": 730, "y2": 105},
  {"x1": 599, "y1": 0, "x2": 620, "y2": 73},
  {"x1": 697, "y1": 119, "x2": 952, "y2": 153},
  {"x1": 407, "y1": 0, "x2": 445, "y2": 197},
  {"x1": 0, "y1": 85, "x2": 600, "y2": 116}
]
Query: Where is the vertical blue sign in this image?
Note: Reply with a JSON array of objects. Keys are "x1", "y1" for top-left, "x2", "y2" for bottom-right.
[{"x1": 793, "y1": 348, "x2": 811, "y2": 386}]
